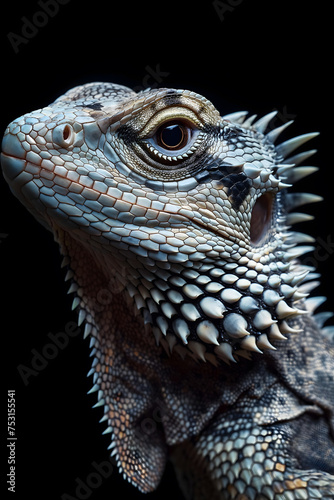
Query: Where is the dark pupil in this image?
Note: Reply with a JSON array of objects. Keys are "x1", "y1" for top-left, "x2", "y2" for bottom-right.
[{"x1": 158, "y1": 123, "x2": 185, "y2": 150}]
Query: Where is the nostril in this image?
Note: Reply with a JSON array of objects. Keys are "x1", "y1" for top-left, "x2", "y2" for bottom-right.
[
  {"x1": 52, "y1": 123, "x2": 75, "y2": 148},
  {"x1": 63, "y1": 124, "x2": 71, "y2": 141},
  {"x1": 250, "y1": 193, "x2": 273, "y2": 245}
]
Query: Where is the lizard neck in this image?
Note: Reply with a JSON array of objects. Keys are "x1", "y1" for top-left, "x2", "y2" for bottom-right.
[{"x1": 54, "y1": 228, "x2": 330, "y2": 494}]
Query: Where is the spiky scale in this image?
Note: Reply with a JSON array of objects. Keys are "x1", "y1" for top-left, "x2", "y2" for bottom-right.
[
  {"x1": 276, "y1": 300, "x2": 299, "y2": 319},
  {"x1": 93, "y1": 399, "x2": 105, "y2": 408},
  {"x1": 313, "y1": 311, "x2": 334, "y2": 328},
  {"x1": 188, "y1": 341, "x2": 206, "y2": 362},
  {"x1": 242, "y1": 164, "x2": 261, "y2": 179},
  {"x1": 292, "y1": 289, "x2": 309, "y2": 301},
  {"x1": 280, "y1": 283, "x2": 297, "y2": 299},
  {"x1": 239, "y1": 296, "x2": 260, "y2": 314},
  {"x1": 71, "y1": 297, "x2": 80, "y2": 310},
  {"x1": 221, "y1": 288, "x2": 242, "y2": 303},
  {"x1": 286, "y1": 231, "x2": 315, "y2": 244},
  {"x1": 285, "y1": 245, "x2": 315, "y2": 260},
  {"x1": 173, "y1": 318, "x2": 190, "y2": 344},
  {"x1": 196, "y1": 320, "x2": 219, "y2": 345},
  {"x1": 286, "y1": 212, "x2": 314, "y2": 225},
  {"x1": 223, "y1": 313, "x2": 249, "y2": 338},
  {"x1": 286, "y1": 166, "x2": 318, "y2": 184},
  {"x1": 285, "y1": 148, "x2": 317, "y2": 166},
  {"x1": 235, "y1": 278, "x2": 251, "y2": 290},
  {"x1": 87, "y1": 384, "x2": 99, "y2": 395},
  {"x1": 286, "y1": 192, "x2": 323, "y2": 210},
  {"x1": 299, "y1": 273, "x2": 321, "y2": 284},
  {"x1": 166, "y1": 333, "x2": 177, "y2": 352},
  {"x1": 276, "y1": 132, "x2": 319, "y2": 158},
  {"x1": 222, "y1": 274, "x2": 239, "y2": 285},
  {"x1": 65, "y1": 269, "x2": 74, "y2": 281},
  {"x1": 253, "y1": 310, "x2": 276, "y2": 330},
  {"x1": 152, "y1": 326, "x2": 163, "y2": 345},
  {"x1": 240, "y1": 335, "x2": 262, "y2": 353},
  {"x1": 161, "y1": 301, "x2": 177, "y2": 319},
  {"x1": 290, "y1": 270, "x2": 310, "y2": 286},
  {"x1": 78, "y1": 309, "x2": 86, "y2": 326},
  {"x1": 269, "y1": 323, "x2": 287, "y2": 340},
  {"x1": 241, "y1": 114, "x2": 257, "y2": 128},
  {"x1": 183, "y1": 284, "x2": 203, "y2": 299},
  {"x1": 110, "y1": 448, "x2": 118, "y2": 458},
  {"x1": 83, "y1": 323, "x2": 92, "y2": 339},
  {"x1": 266, "y1": 120, "x2": 294, "y2": 143},
  {"x1": 322, "y1": 326, "x2": 334, "y2": 339},
  {"x1": 61, "y1": 255, "x2": 70, "y2": 268},
  {"x1": 156, "y1": 316, "x2": 168, "y2": 335},
  {"x1": 253, "y1": 111, "x2": 278, "y2": 133},
  {"x1": 276, "y1": 163, "x2": 295, "y2": 177},
  {"x1": 304, "y1": 296, "x2": 327, "y2": 313},
  {"x1": 204, "y1": 352, "x2": 220, "y2": 367},
  {"x1": 277, "y1": 180, "x2": 292, "y2": 189},
  {"x1": 167, "y1": 289, "x2": 184, "y2": 304},
  {"x1": 279, "y1": 320, "x2": 302, "y2": 334},
  {"x1": 107, "y1": 441, "x2": 117, "y2": 451},
  {"x1": 200, "y1": 296, "x2": 226, "y2": 318},
  {"x1": 151, "y1": 288, "x2": 164, "y2": 304},
  {"x1": 257, "y1": 333, "x2": 276, "y2": 351},
  {"x1": 262, "y1": 290, "x2": 282, "y2": 306},
  {"x1": 214, "y1": 343, "x2": 236, "y2": 364},
  {"x1": 222, "y1": 110, "x2": 248, "y2": 123},
  {"x1": 134, "y1": 294, "x2": 145, "y2": 310},
  {"x1": 180, "y1": 303, "x2": 201, "y2": 321},
  {"x1": 67, "y1": 283, "x2": 78, "y2": 294},
  {"x1": 147, "y1": 299, "x2": 159, "y2": 314}
]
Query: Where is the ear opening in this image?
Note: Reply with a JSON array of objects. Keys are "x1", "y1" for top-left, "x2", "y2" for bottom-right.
[{"x1": 250, "y1": 193, "x2": 274, "y2": 246}]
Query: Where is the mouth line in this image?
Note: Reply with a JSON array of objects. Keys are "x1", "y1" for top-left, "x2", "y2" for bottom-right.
[
  {"x1": 185, "y1": 216, "x2": 232, "y2": 240},
  {"x1": 176, "y1": 213, "x2": 249, "y2": 253},
  {"x1": 1, "y1": 151, "x2": 27, "y2": 164},
  {"x1": 2, "y1": 152, "x2": 248, "y2": 251}
]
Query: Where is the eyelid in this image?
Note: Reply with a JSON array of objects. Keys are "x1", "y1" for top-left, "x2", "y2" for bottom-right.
[
  {"x1": 139, "y1": 106, "x2": 202, "y2": 138},
  {"x1": 143, "y1": 127, "x2": 203, "y2": 166}
]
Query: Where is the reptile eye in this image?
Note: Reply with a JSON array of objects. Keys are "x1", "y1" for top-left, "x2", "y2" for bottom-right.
[
  {"x1": 145, "y1": 118, "x2": 201, "y2": 164},
  {"x1": 156, "y1": 121, "x2": 190, "y2": 151},
  {"x1": 250, "y1": 193, "x2": 273, "y2": 245}
]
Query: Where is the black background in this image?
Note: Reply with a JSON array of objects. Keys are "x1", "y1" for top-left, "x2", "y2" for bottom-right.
[{"x1": 1, "y1": 1, "x2": 333, "y2": 499}]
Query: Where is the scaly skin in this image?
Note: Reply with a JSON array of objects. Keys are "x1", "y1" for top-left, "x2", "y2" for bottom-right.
[{"x1": 2, "y1": 82, "x2": 334, "y2": 499}]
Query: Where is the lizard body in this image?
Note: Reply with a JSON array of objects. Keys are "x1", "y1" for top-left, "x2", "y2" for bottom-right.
[{"x1": 2, "y1": 82, "x2": 334, "y2": 499}]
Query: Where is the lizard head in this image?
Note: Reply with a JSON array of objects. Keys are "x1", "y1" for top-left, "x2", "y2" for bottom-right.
[{"x1": 1, "y1": 82, "x2": 321, "y2": 364}]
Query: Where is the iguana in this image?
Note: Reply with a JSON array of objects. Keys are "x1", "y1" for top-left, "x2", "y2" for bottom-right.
[{"x1": 2, "y1": 82, "x2": 334, "y2": 499}]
